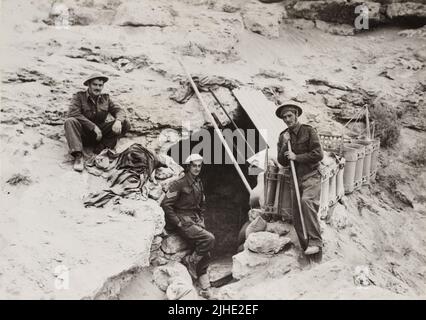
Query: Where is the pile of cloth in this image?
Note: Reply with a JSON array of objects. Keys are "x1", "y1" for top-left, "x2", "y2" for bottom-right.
[
  {"x1": 170, "y1": 75, "x2": 240, "y2": 104},
  {"x1": 83, "y1": 143, "x2": 168, "y2": 208}
]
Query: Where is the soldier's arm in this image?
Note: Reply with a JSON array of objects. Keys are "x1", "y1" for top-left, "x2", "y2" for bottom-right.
[
  {"x1": 277, "y1": 132, "x2": 290, "y2": 167},
  {"x1": 200, "y1": 183, "x2": 207, "y2": 216},
  {"x1": 160, "y1": 181, "x2": 181, "y2": 228},
  {"x1": 108, "y1": 96, "x2": 126, "y2": 122},
  {"x1": 294, "y1": 127, "x2": 324, "y2": 163},
  {"x1": 68, "y1": 93, "x2": 96, "y2": 131}
]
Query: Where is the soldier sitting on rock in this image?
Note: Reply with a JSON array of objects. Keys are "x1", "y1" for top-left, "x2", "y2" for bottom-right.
[
  {"x1": 64, "y1": 73, "x2": 130, "y2": 172},
  {"x1": 161, "y1": 154, "x2": 215, "y2": 292}
]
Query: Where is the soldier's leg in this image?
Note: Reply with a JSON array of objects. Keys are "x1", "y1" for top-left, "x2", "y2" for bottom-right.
[
  {"x1": 178, "y1": 223, "x2": 215, "y2": 276},
  {"x1": 64, "y1": 117, "x2": 85, "y2": 156},
  {"x1": 300, "y1": 173, "x2": 323, "y2": 249},
  {"x1": 98, "y1": 120, "x2": 130, "y2": 150}
]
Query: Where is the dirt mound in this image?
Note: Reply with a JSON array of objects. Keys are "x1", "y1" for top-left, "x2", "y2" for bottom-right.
[{"x1": 1, "y1": 0, "x2": 425, "y2": 299}]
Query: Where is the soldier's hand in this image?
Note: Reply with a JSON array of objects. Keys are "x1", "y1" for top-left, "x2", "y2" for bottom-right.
[
  {"x1": 112, "y1": 120, "x2": 122, "y2": 135},
  {"x1": 94, "y1": 126, "x2": 102, "y2": 141},
  {"x1": 284, "y1": 151, "x2": 296, "y2": 161}
]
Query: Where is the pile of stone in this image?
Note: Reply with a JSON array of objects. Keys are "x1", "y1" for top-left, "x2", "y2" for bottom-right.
[{"x1": 232, "y1": 208, "x2": 296, "y2": 280}]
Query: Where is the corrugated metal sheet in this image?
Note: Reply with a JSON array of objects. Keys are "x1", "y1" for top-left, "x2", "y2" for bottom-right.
[{"x1": 232, "y1": 88, "x2": 286, "y2": 166}]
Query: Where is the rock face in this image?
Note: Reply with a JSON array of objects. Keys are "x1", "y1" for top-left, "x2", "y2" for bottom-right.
[
  {"x1": 0, "y1": 126, "x2": 166, "y2": 299},
  {"x1": 386, "y1": 2, "x2": 426, "y2": 22},
  {"x1": 288, "y1": 1, "x2": 384, "y2": 25},
  {"x1": 113, "y1": 1, "x2": 175, "y2": 27}
]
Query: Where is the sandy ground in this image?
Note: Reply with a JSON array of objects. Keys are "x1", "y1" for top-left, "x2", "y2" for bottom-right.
[{"x1": 1, "y1": 0, "x2": 425, "y2": 299}]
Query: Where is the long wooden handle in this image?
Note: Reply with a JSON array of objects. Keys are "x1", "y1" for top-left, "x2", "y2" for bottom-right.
[
  {"x1": 288, "y1": 141, "x2": 307, "y2": 240},
  {"x1": 178, "y1": 58, "x2": 252, "y2": 193}
]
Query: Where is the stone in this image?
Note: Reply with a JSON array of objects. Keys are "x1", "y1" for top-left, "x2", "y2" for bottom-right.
[
  {"x1": 248, "y1": 208, "x2": 263, "y2": 222},
  {"x1": 150, "y1": 236, "x2": 163, "y2": 252},
  {"x1": 329, "y1": 203, "x2": 349, "y2": 230},
  {"x1": 161, "y1": 233, "x2": 189, "y2": 254},
  {"x1": 166, "y1": 277, "x2": 196, "y2": 300},
  {"x1": 265, "y1": 221, "x2": 291, "y2": 236},
  {"x1": 153, "y1": 261, "x2": 192, "y2": 291},
  {"x1": 155, "y1": 167, "x2": 174, "y2": 180},
  {"x1": 315, "y1": 20, "x2": 355, "y2": 36},
  {"x1": 165, "y1": 249, "x2": 193, "y2": 262},
  {"x1": 414, "y1": 47, "x2": 426, "y2": 62},
  {"x1": 232, "y1": 250, "x2": 269, "y2": 280},
  {"x1": 324, "y1": 95, "x2": 343, "y2": 109},
  {"x1": 283, "y1": 18, "x2": 316, "y2": 29},
  {"x1": 244, "y1": 231, "x2": 292, "y2": 254},
  {"x1": 241, "y1": 0, "x2": 286, "y2": 38},
  {"x1": 113, "y1": 0, "x2": 174, "y2": 27},
  {"x1": 245, "y1": 215, "x2": 267, "y2": 238}
]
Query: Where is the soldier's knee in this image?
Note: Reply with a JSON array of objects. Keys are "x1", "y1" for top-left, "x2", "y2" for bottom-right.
[
  {"x1": 64, "y1": 117, "x2": 80, "y2": 129},
  {"x1": 205, "y1": 231, "x2": 215, "y2": 249}
]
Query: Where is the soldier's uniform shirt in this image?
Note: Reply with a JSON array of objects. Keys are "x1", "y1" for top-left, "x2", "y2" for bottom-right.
[
  {"x1": 68, "y1": 90, "x2": 126, "y2": 131},
  {"x1": 161, "y1": 173, "x2": 214, "y2": 276},
  {"x1": 161, "y1": 173, "x2": 206, "y2": 228},
  {"x1": 276, "y1": 122, "x2": 324, "y2": 251},
  {"x1": 64, "y1": 90, "x2": 129, "y2": 154},
  {"x1": 277, "y1": 122, "x2": 323, "y2": 180}
]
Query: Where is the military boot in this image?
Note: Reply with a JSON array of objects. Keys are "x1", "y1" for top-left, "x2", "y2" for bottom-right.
[
  {"x1": 183, "y1": 252, "x2": 203, "y2": 279},
  {"x1": 73, "y1": 153, "x2": 84, "y2": 172},
  {"x1": 198, "y1": 273, "x2": 211, "y2": 290}
]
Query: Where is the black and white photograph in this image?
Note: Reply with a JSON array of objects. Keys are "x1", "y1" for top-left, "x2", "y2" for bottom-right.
[{"x1": 0, "y1": 0, "x2": 425, "y2": 302}]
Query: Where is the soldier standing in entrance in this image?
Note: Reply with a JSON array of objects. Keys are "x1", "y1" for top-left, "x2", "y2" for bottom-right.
[
  {"x1": 275, "y1": 103, "x2": 324, "y2": 256},
  {"x1": 161, "y1": 154, "x2": 215, "y2": 291}
]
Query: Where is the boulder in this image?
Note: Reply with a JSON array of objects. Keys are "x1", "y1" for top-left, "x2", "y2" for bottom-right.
[
  {"x1": 113, "y1": 0, "x2": 174, "y2": 27},
  {"x1": 265, "y1": 221, "x2": 291, "y2": 236},
  {"x1": 315, "y1": 20, "x2": 355, "y2": 36},
  {"x1": 245, "y1": 215, "x2": 267, "y2": 238},
  {"x1": 153, "y1": 261, "x2": 192, "y2": 291},
  {"x1": 329, "y1": 203, "x2": 349, "y2": 230},
  {"x1": 161, "y1": 233, "x2": 189, "y2": 254},
  {"x1": 155, "y1": 167, "x2": 174, "y2": 180},
  {"x1": 232, "y1": 250, "x2": 269, "y2": 280},
  {"x1": 241, "y1": 0, "x2": 286, "y2": 38},
  {"x1": 166, "y1": 277, "x2": 197, "y2": 300},
  {"x1": 244, "y1": 231, "x2": 292, "y2": 254}
]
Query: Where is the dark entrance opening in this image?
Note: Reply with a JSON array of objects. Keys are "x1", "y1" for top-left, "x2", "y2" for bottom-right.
[{"x1": 166, "y1": 110, "x2": 264, "y2": 259}]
